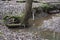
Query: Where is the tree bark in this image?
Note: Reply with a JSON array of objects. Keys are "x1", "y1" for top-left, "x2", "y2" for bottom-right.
[{"x1": 23, "y1": 0, "x2": 33, "y2": 27}]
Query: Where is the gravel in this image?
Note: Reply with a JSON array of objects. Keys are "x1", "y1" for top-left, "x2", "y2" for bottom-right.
[{"x1": 0, "y1": 25, "x2": 42, "y2": 40}]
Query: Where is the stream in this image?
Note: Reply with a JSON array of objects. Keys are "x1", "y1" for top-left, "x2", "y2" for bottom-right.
[
  {"x1": 0, "y1": 13, "x2": 60, "y2": 40},
  {"x1": 0, "y1": 1, "x2": 60, "y2": 40}
]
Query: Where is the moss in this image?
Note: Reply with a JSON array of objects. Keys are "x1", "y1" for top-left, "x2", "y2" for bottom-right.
[
  {"x1": 40, "y1": 3, "x2": 50, "y2": 8},
  {"x1": 3, "y1": 13, "x2": 25, "y2": 28},
  {"x1": 40, "y1": 3, "x2": 58, "y2": 12},
  {"x1": 3, "y1": 16, "x2": 9, "y2": 20},
  {"x1": 4, "y1": 16, "x2": 21, "y2": 24},
  {"x1": 6, "y1": 23, "x2": 21, "y2": 28},
  {"x1": 6, "y1": 24, "x2": 21, "y2": 26},
  {"x1": 0, "y1": 31, "x2": 3, "y2": 36}
]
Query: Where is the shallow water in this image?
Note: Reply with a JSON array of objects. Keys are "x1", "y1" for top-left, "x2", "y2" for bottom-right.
[
  {"x1": 28, "y1": 13, "x2": 60, "y2": 40},
  {"x1": 0, "y1": 10, "x2": 60, "y2": 40},
  {"x1": 0, "y1": 1, "x2": 60, "y2": 40},
  {"x1": 10, "y1": 12, "x2": 59, "y2": 40}
]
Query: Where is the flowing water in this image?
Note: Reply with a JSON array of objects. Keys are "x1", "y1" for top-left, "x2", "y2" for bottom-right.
[
  {"x1": 0, "y1": 1, "x2": 60, "y2": 40},
  {"x1": 28, "y1": 13, "x2": 60, "y2": 40},
  {"x1": 0, "y1": 12, "x2": 60, "y2": 40}
]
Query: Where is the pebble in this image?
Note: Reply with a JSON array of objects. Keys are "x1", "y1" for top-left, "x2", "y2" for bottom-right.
[{"x1": 0, "y1": 25, "x2": 42, "y2": 40}]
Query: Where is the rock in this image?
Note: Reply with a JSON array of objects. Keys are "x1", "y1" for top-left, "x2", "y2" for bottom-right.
[
  {"x1": 0, "y1": 36, "x2": 5, "y2": 40},
  {"x1": 0, "y1": 25, "x2": 41, "y2": 40},
  {"x1": 48, "y1": 10, "x2": 60, "y2": 14}
]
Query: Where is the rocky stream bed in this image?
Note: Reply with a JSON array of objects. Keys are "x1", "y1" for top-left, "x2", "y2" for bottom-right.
[
  {"x1": 0, "y1": 13, "x2": 60, "y2": 40},
  {"x1": 0, "y1": 1, "x2": 60, "y2": 40},
  {"x1": 0, "y1": 25, "x2": 42, "y2": 40}
]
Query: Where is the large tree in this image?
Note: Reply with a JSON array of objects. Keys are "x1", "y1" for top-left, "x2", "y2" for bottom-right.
[{"x1": 23, "y1": 0, "x2": 33, "y2": 27}]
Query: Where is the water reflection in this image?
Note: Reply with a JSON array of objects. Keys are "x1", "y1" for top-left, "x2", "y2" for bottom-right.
[
  {"x1": 1, "y1": 2, "x2": 60, "y2": 40},
  {"x1": 28, "y1": 13, "x2": 60, "y2": 40}
]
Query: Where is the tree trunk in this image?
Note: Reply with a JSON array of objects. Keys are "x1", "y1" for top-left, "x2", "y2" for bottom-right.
[{"x1": 23, "y1": 0, "x2": 33, "y2": 27}]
